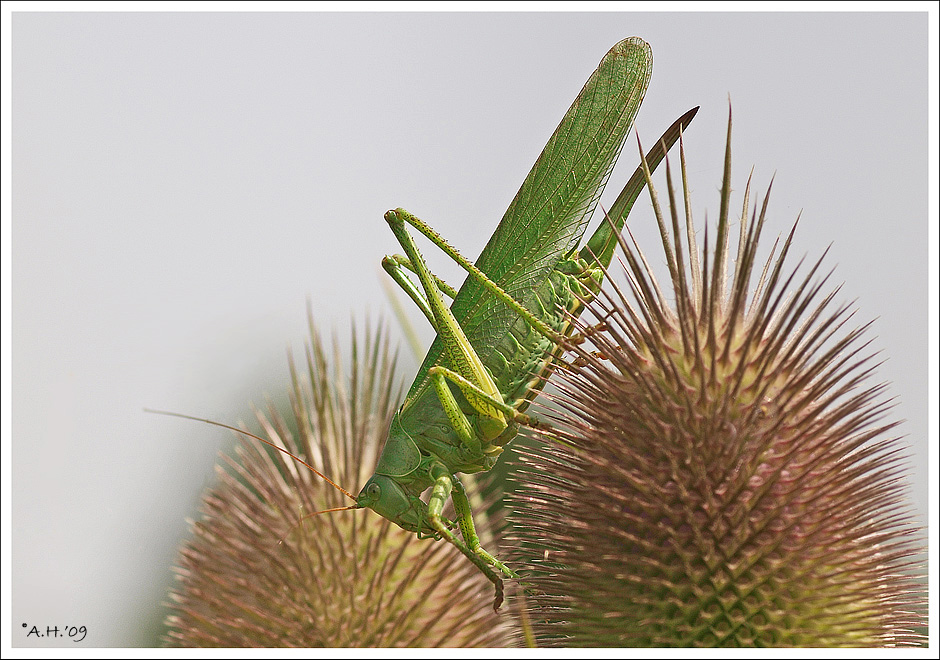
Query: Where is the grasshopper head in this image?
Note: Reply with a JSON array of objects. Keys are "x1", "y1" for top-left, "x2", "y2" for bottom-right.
[{"x1": 356, "y1": 474, "x2": 437, "y2": 537}]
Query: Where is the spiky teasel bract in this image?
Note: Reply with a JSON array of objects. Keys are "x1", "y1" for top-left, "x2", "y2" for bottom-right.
[
  {"x1": 164, "y1": 318, "x2": 515, "y2": 647},
  {"x1": 505, "y1": 110, "x2": 926, "y2": 647}
]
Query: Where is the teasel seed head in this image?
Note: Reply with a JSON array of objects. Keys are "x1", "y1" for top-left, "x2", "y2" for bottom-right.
[
  {"x1": 506, "y1": 108, "x2": 927, "y2": 647},
  {"x1": 164, "y1": 319, "x2": 514, "y2": 647}
]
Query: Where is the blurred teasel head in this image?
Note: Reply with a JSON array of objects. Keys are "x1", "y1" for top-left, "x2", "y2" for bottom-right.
[
  {"x1": 163, "y1": 320, "x2": 514, "y2": 647},
  {"x1": 506, "y1": 108, "x2": 927, "y2": 647}
]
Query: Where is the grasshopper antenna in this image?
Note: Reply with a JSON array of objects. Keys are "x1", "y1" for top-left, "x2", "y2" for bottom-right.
[
  {"x1": 275, "y1": 503, "x2": 362, "y2": 546},
  {"x1": 145, "y1": 408, "x2": 360, "y2": 504}
]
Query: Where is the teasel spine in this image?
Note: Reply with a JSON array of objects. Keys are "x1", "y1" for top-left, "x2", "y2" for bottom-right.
[{"x1": 164, "y1": 318, "x2": 515, "y2": 647}]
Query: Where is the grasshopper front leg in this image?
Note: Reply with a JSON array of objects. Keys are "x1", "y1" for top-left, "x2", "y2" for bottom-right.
[
  {"x1": 450, "y1": 477, "x2": 517, "y2": 580},
  {"x1": 426, "y1": 465, "x2": 515, "y2": 611}
]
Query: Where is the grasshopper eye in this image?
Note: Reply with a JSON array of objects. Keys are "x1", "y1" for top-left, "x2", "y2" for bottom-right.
[{"x1": 366, "y1": 482, "x2": 381, "y2": 499}]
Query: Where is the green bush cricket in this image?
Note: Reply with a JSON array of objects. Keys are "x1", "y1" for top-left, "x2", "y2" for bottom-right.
[
  {"x1": 153, "y1": 36, "x2": 697, "y2": 611},
  {"x1": 351, "y1": 37, "x2": 697, "y2": 610}
]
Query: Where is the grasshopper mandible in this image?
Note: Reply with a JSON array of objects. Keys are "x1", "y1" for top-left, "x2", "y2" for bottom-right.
[{"x1": 154, "y1": 37, "x2": 697, "y2": 611}]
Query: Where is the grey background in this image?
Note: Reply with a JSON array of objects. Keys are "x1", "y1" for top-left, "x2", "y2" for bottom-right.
[{"x1": 11, "y1": 11, "x2": 929, "y2": 647}]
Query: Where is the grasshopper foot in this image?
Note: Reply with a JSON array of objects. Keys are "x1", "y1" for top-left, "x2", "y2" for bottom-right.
[{"x1": 492, "y1": 576, "x2": 504, "y2": 612}]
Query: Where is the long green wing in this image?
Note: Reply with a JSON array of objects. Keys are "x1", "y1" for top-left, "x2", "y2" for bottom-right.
[{"x1": 409, "y1": 37, "x2": 652, "y2": 396}]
